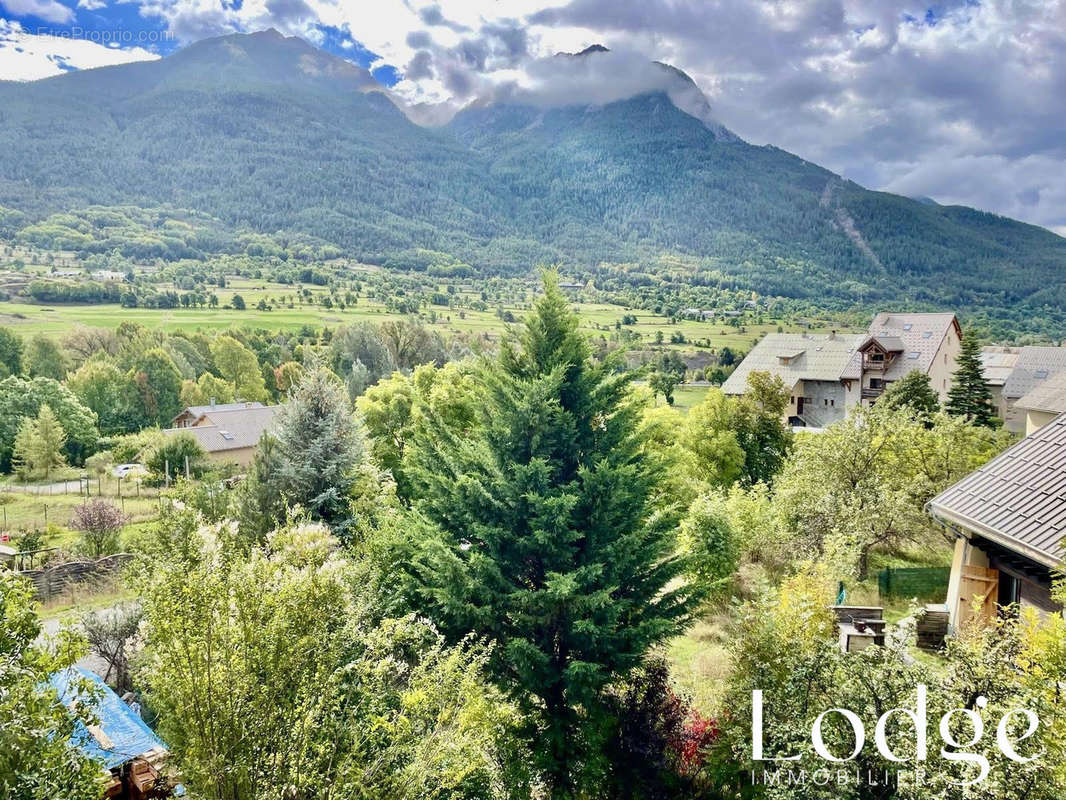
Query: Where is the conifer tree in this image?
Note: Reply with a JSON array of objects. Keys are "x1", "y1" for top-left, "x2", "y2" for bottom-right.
[
  {"x1": 946, "y1": 331, "x2": 997, "y2": 427},
  {"x1": 272, "y1": 362, "x2": 364, "y2": 538},
  {"x1": 407, "y1": 273, "x2": 696, "y2": 796},
  {"x1": 12, "y1": 404, "x2": 67, "y2": 480},
  {"x1": 11, "y1": 416, "x2": 37, "y2": 481},
  {"x1": 32, "y1": 404, "x2": 67, "y2": 480}
]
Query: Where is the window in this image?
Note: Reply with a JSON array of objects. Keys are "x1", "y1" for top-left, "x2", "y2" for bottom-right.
[
  {"x1": 923, "y1": 331, "x2": 933, "y2": 339},
  {"x1": 1035, "y1": 369, "x2": 1049, "y2": 379},
  {"x1": 870, "y1": 378, "x2": 885, "y2": 389},
  {"x1": 908, "y1": 351, "x2": 920, "y2": 359},
  {"x1": 220, "y1": 431, "x2": 234, "y2": 441},
  {"x1": 903, "y1": 323, "x2": 913, "y2": 331},
  {"x1": 830, "y1": 399, "x2": 835, "y2": 406},
  {"x1": 870, "y1": 352, "x2": 885, "y2": 362},
  {"x1": 824, "y1": 399, "x2": 829, "y2": 406}
]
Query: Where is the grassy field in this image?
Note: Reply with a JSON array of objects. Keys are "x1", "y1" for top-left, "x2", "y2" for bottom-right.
[
  {"x1": 0, "y1": 272, "x2": 858, "y2": 358},
  {"x1": 0, "y1": 488, "x2": 159, "y2": 537},
  {"x1": 668, "y1": 384, "x2": 712, "y2": 411}
]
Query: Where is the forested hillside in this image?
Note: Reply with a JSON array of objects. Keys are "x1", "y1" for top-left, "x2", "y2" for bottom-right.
[{"x1": 0, "y1": 29, "x2": 1064, "y2": 331}]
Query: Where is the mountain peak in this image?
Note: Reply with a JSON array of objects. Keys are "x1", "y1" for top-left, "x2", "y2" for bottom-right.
[
  {"x1": 555, "y1": 44, "x2": 610, "y2": 58},
  {"x1": 154, "y1": 28, "x2": 381, "y2": 94}
]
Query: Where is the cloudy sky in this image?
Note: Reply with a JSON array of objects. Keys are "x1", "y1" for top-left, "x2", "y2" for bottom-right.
[{"x1": 2, "y1": 0, "x2": 1065, "y2": 235}]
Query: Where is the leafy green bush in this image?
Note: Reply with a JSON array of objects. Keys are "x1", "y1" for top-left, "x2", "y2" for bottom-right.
[{"x1": 145, "y1": 433, "x2": 209, "y2": 484}]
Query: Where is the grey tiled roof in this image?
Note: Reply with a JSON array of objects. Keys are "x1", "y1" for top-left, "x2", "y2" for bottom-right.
[
  {"x1": 723, "y1": 311, "x2": 958, "y2": 396},
  {"x1": 721, "y1": 333, "x2": 864, "y2": 394},
  {"x1": 866, "y1": 312, "x2": 959, "y2": 381},
  {"x1": 163, "y1": 406, "x2": 281, "y2": 452},
  {"x1": 980, "y1": 346, "x2": 1021, "y2": 387},
  {"x1": 1015, "y1": 372, "x2": 1066, "y2": 415},
  {"x1": 1001, "y1": 346, "x2": 1066, "y2": 400},
  {"x1": 928, "y1": 413, "x2": 1066, "y2": 567},
  {"x1": 864, "y1": 335, "x2": 905, "y2": 352},
  {"x1": 174, "y1": 401, "x2": 265, "y2": 424}
]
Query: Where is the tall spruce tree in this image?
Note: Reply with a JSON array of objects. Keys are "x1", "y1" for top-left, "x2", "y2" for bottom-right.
[
  {"x1": 407, "y1": 273, "x2": 696, "y2": 796},
  {"x1": 272, "y1": 361, "x2": 364, "y2": 538},
  {"x1": 946, "y1": 331, "x2": 997, "y2": 427}
]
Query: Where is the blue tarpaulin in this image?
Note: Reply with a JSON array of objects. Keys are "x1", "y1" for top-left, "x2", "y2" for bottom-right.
[{"x1": 48, "y1": 667, "x2": 168, "y2": 770}]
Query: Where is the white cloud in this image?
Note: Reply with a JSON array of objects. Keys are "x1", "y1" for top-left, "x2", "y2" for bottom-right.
[
  {"x1": 0, "y1": 17, "x2": 159, "y2": 79},
  {"x1": 76, "y1": 0, "x2": 107, "y2": 10},
  {"x1": 0, "y1": 0, "x2": 74, "y2": 24}
]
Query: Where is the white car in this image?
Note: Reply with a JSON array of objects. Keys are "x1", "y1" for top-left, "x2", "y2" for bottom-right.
[{"x1": 112, "y1": 463, "x2": 146, "y2": 479}]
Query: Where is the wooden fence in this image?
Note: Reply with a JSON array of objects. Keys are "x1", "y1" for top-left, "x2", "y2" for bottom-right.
[{"x1": 19, "y1": 553, "x2": 135, "y2": 601}]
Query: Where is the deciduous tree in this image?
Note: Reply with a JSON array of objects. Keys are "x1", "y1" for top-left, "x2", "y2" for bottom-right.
[
  {"x1": 0, "y1": 571, "x2": 104, "y2": 800},
  {"x1": 132, "y1": 348, "x2": 183, "y2": 427},
  {"x1": 209, "y1": 335, "x2": 266, "y2": 402},
  {"x1": 23, "y1": 333, "x2": 69, "y2": 381},
  {"x1": 67, "y1": 359, "x2": 141, "y2": 435},
  {"x1": 136, "y1": 520, "x2": 524, "y2": 800},
  {"x1": 71, "y1": 499, "x2": 126, "y2": 557},
  {"x1": 879, "y1": 369, "x2": 940, "y2": 419},
  {"x1": 0, "y1": 326, "x2": 23, "y2": 377}
]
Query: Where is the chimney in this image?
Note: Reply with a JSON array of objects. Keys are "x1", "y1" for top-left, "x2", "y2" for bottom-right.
[
  {"x1": 210, "y1": 397, "x2": 216, "y2": 407},
  {"x1": 829, "y1": 330, "x2": 836, "y2": 340}
]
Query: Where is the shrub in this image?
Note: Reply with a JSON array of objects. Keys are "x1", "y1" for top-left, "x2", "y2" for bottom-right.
[
  {"x1": 603, "y1": 656, "x2": 717, "y2": 798},
  {"x1": 680, "y1": 495, "x2": 740, "y2": 601},
  {"x1": 145, "y1": 433, "x2": 209, "y2": 484},
  {"x1": 82, "y1": 604, "x2": 143, "y2": 694},
  {"x1": 71, "y1": 499, "x2": 125, "y2": 557}
]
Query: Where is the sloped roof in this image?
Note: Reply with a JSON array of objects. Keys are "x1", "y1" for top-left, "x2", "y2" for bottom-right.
[
  {"x1": 928, "y1": 413, "x2": 1066, "y2": 568},
  {"x1": 721, "y1": 333, "x2": 864, "y2": 394},
  {"x1": 1001, "y1": 346, "x2": 1066, "y2": 400},
  {"x1": 173, "y1": 401, "x2": 264, "y2": 424},
  {"x1": 980, "y1": 346, "x2": 1022, "y2": 387},
  {"x1": 860, "y1": 335, "x2": 905, "y2": 353},
  {"x1": 1015, "y1": 372, "x2": 1066, "y2": 415},
  {"x1": 163, "y1": 405, "x2": 280, "y2": 452},
  {"x1": 866, "y1": 312, "x2": 959, "y2": 380},
  {"x1": 49, "y1": 667, "x2": 168, "y2": 770}
]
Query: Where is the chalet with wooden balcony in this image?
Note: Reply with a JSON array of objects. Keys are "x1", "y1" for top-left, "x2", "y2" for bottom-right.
[
  {"x1": 857, "y1": 313, "x2": 961, "y2": 405},
  {"x1": 928, "y1": 413, "x2": 1066, "y2": 633},
  {"x1": 723, "y1": 311, "x2": 961, "y2": 427}
]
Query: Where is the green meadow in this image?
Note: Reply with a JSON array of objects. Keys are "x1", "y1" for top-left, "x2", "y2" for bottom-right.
[{"x1": 0, "y1": 277, "x2": 848, "y2": 357}]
